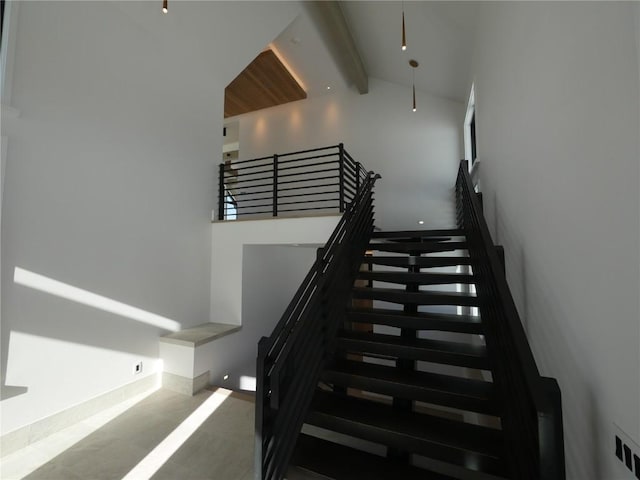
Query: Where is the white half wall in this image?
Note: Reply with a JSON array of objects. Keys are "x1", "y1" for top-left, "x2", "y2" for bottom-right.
[
  {"x1": 1, "y1": 1, "x2": 300, "y2": 435},
  {"x1": 225, "y1": 77, "x2": 465, "y2": 230},
  {"x1": 210, "y1": 215, "x2": 340, "y2": 326},
  {"x1": 468, "y1": 3, "x2": 640, "y2": 478}
]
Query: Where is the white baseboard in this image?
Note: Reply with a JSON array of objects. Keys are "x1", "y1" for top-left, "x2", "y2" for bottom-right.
[{"x1": 0, "y1": 373, "x2": 159, "y2": 458}]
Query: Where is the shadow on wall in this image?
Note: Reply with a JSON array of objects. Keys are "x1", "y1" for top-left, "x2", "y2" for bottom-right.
[
  {"x1": 206, "y1": 244, "x2": 318, "y2": 392},
  {"x1": 500, "y1": 229, "x2": 601, "y2": 478},
  {"x1": 1, "y1": 266, "x2": 177, "y2": 403}
]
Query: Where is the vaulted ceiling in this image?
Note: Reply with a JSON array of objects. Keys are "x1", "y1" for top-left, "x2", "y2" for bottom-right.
[{"x1": 223, "y1": 1, "x2": 478, "y2": 118}]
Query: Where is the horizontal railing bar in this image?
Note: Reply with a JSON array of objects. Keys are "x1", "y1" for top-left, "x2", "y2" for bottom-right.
[
  {"x1": 278, "y1": 175, "x2": 337, "y2": 186},
  {"x1": 277, "y1": 145, "x2": 340, "y2": 158},
  {"x1": 278, "y1": 159, "x2": 338, "y2": 172},
  {"x1": 235, "y1": 210, "x2": 274, "y2": 215},
  {"x1": 278, "y1": 205, "x2": 340, "y2": 212},
  {"x1": 223, "y1": 155, "x2": 274, "y2": 166},
  {"x1": 233, "y1": 191, "x2": 339, "y2": 204},
  {"x1": 226, "y1": 167, "x2": 274, "y2": 178},
  {"x1": 278, "y1": 152, "x2": 338, "y2": 165},
  {"x1": 279, "y1": 191, "x2": 339, "y2": 199},
  {"x1": 230, "y1": 175, "x2": 275, "y2": 186},
  {"x1": 277, "y1": 167, "x2": 338, "y2": 180},
  {"x1": 229, "y1": 189, "x2": 272, "y2": 197},
  {"x1": 279, "y1": 182, "x2": 339, "y2": 192},
  {"x1": 277, "y1": 199, "x2": 338, "y2": 207}
]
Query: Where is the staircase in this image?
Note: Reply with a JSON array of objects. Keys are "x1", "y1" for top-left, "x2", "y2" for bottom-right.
[
  {"x1": 290, "y1": 229, "x2": 507, "y2": 480},
  {"x1": 255, "y1": 160, "x2": 564, "y2": 480}
]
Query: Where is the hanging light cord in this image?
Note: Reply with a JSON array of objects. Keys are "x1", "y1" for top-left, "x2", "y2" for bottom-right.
[
  {"x1": 402, "y1": 1, "x2": 407, "y2": 51},
  {"x1": 409, "y1": 59, "x2": 418, "y2": 112}
]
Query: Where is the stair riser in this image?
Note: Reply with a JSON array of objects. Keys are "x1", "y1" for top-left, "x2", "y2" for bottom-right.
[
  {"x1": 371, "y1": 229, "x2": 465, "y2": 239},
  {"x1": 352, "y1": 291, "x2": 480, "y2": 307},
  {"x1": 364, "y1": 258, "x2": 473, "y2": 269},
  {"x1": 368, "y1": 242, "x2": 468, "y2": 254},
  {"x1": 322, "y1": 372, "x2": 498, "y2": 415},
  {"x1": 357, "y1": 273, "x2": 476, "y2": 286},
  {"x1": 335, "y1": 339, "x2": 490, "y2": 370},
  {"x1": 347, "y1": 315, "x2": 484, "y2": 334}
]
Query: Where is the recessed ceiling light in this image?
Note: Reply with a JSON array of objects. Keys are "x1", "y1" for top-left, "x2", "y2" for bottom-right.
[
  {"x1": 418, "y1": 220, "x2": 424, "y2": 225},
  {"x1": 326, "y1": 86, "x2": 331, "y2": 90},
  {"x1": 223, "y1": 374, "x2": 229, "y2": 380}
]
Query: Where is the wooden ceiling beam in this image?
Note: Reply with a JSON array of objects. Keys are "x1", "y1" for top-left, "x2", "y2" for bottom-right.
[{"x1": 305, "y1": 1, "x2": 368, "y2": 94}]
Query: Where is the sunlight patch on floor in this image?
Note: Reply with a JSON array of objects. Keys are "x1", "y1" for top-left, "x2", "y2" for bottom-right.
[{"x1": 121, "y1": 388, "x2": 232, "y2": 480}]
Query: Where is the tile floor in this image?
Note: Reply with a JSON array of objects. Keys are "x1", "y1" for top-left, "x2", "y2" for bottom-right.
[{"x1": 0, "y1": 387, "x2": 257, "y2": 480}]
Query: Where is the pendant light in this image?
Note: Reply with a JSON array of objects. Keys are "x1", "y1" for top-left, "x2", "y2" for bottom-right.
[
  {"x1": 401, "y1": 2, "x2": 407, "y2": 51},
  {"x1": 162, "y1": 0, "x2": 168, "y2": 13},
  {"x1": 410, "y1": 59, "x2": 418, "y2": 112}
]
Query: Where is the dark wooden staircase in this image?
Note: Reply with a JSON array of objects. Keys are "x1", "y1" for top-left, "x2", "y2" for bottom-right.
[
  {"x1": 256, "y1": 162, "x2": 564, "y2": 480},
  {"x1": 290, "y1": 229, "x2": 508, "y2": 480}
]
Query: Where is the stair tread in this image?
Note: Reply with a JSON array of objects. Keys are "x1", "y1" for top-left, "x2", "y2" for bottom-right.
[
  {"x1": 365, "y1": 256, "x2": 473, "y2": 268},
  {"x1": 352, "y1": 287, "x2": 480, "y2": 306},
  {"x1": 358, "y1": 271, "x2": 475, "y2": 285},
  {"x1": 347, "y1": 307, "x2": 483, "y2": 334},
  {"x1": 307, "y1": 390, "x2": 506, "y2": 475},
  {"x1": 292, "y1": 434, "x2": 458, "y2": 480},
  {"x1": 323, "y1": 359, "x2": 498, "y2": 414},
  {"x1": 371, "y1": 229, "x2": 465, "y2": 239},
  {"x1": 336, "y1": 331, "x2": 489, "y2": 369},
  {"x1": 368, "y1": 242, "x2": 468, "y2": 253},
  {"x1": 326, "y1": 359, "x2": 494, "y2": 399}
]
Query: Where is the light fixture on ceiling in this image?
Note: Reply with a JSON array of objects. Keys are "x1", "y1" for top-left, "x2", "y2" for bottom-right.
[
  {"x1": 410, "y1": 59, "x2": 419, "y2": 112},
  {"x1": 401, "y1": 2, "x2": 407, "y2": 51},
  {"x1": 162, "y1": 0, "x2": 168, "y2": 14}
]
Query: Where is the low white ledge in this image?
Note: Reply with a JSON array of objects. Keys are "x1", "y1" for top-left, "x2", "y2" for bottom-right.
[
  {"x1": 159, "y1": 322, "x2": 242, "y2": 396},
  {"x1": 160, "y1": 322, "x2": 241, "y2": 347}
]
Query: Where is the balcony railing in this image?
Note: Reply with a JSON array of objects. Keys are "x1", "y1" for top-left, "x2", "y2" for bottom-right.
[{"x1": 217, "y1": 144, "x2": 367, "y2": 221}]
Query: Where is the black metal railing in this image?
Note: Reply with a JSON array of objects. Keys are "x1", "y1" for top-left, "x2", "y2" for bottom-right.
[
  {"x1": 254, "y1": 170, "x2": 380, "y2": 480},
  {"x1": 218, "y1": 144, "x2": 367, "y2": 220},
  {"x1": 456, "y1": 160, "x2": 565, "y2": 480}
]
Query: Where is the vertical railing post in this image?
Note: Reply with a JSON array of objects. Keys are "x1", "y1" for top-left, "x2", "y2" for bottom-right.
[
  {"x1": 355, "y1": 162, "x2": 361, "y2": 194},
  {"x1": 338, "y1": 143, "x2": 345, "y2": 213},
  {"x1": 273, "y1": 154, "x2": 279, "y2": 217},
  {"x1": 218, "y1": 163, "x2": 225, "y2": 221}
]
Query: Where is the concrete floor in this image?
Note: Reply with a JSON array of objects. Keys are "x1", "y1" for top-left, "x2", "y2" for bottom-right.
[{"x1": 0, "y1": 387, "x2": 256, "y2": 480}]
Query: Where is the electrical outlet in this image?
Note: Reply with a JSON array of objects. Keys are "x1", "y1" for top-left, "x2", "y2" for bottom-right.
[
  {"x1": 133, "y1": 362, "x2": 143, "y2": 375},
  {"x1": 614, "y1": 424, "x2": 640, "y2": 479}
]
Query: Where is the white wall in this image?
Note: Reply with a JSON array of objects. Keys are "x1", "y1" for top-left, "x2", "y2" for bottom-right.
[
  {"x1": 227, "y1": 78, "x2": 465, "y2": 230},
  {"x1": 1, "y1": 1, "x2": 300, "y2": 434},
  {"x1": 468, "y1": 3, "x2": 640, "y2": 478},
  {"x1": 209, "y1": 244, "x2": 317, "y2": 391},
  {"x1": 210, "y1": 215, "x2": 339, "y2": 326}
]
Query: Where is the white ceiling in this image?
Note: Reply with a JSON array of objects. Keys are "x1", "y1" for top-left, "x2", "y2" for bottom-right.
[
  {"x1": 270, "y1": 7, "x2": 351, "y2": 99},
  {"x1": 269, "y1": 1, "x2": 477, "y2": 104}
]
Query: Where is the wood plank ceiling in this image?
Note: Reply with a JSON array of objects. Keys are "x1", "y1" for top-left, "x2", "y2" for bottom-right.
[{"x1": 224, "y1": 49, "x2": 307, "y2": 118}]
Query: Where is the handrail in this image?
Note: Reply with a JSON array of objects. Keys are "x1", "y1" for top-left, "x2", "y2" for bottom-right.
[
  {"x1": 218, "y1": 143, "x2": 363, "y2": 220},
  {"x1": 255, "y1": 168, "x2": 380, "y2": 480},
  {"x1": 456, "y1": 160, "x2": 565, "y2": 480}
]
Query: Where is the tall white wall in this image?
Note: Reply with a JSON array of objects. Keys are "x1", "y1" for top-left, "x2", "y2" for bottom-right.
[
  {"x1": 208, "y1": 244, "x2": 317, "y2": 391},
  {"x1": 0, "y1": 1, "x2": 299, "y2": 434},
  {"x1": 227, "y1": 78, "x2": 465, "y2": 230},
  {"x1": 468, "y1": 3, "x2": 640, "y2": 478}
]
